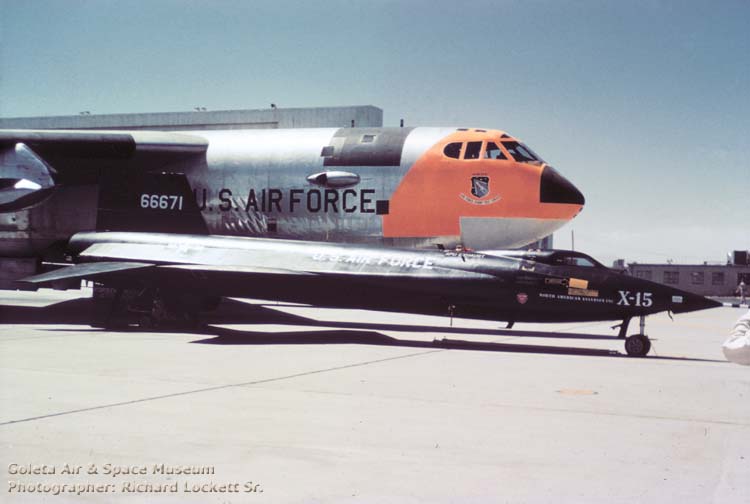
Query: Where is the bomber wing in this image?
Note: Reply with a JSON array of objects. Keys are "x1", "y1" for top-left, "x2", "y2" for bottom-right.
[
  {"x1": 20, "y1": 261, "x2": 155, "y2": 285},
  {"x1": 19, "y1": 260, "x2": 311, "y2": 287},
  {"x1": 18, "y1": 232, "x2": 498, "y2": 295},
  {"x1": 0, "y1": 129, "x2": 208, "y2": 152},
  {"x1": 0, "y1": 129, "x2": 208, "y2": 185}
]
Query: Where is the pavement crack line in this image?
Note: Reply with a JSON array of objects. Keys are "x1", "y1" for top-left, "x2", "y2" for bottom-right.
[{"x1": 0, "y1": 349, "x2": 444, "y2": 427}]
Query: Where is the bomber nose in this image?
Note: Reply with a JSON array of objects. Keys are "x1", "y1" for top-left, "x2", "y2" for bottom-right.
[{"x1": 539, "y1": 166, "x2": 585, "y2": 205}]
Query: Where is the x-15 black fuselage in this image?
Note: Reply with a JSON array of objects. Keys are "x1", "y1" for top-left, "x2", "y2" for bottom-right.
[{"x1": 21, "y1": 231, "x2": 720, "y2": 356}]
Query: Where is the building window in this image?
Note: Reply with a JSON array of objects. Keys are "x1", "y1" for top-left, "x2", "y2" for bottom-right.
[
  {"x1": 691, "y1": 272, "x2": 705, "y2": 285},
  {"x1": 712, "y1": 272, "x2": 725, "y2": 285},
  {"x1": 664, "y1": 271, "x2": 679, "y2": 285},
  {"x1": 635, "y1": 270, "x2": 652, "y2": 280}
]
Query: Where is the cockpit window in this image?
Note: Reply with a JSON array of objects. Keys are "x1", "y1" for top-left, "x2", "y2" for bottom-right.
[
  {"x1": 464, "y1": 141, "x2": 482, "y2": 159},
  {"x1": 550, "y1": 253, "x2": 601, "y2": 268},
  {"x1": 502, "y1": 141, "x2": 538, "y2": 163},
  {"x1": 491, "y1": 250, "x2": 605, "y2": 269},
  {"x1": 484, "y1": 142, "x2": 507, "y2": 160},
  {"x1": 565, "y1": 257, "x2": 596, "y2": 267},
  {"x1": 443, "y1": 142, "x2": 462, "y2": 159}
]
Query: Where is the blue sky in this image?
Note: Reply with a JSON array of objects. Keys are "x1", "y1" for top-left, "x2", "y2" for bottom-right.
[{"x1": 1, "y1": 0, "x2": 748, "y2": 264}]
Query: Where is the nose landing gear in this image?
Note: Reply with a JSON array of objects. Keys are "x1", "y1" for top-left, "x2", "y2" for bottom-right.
[{"x1": 624, "y1": 315, "x2": 651, "y2": 357}]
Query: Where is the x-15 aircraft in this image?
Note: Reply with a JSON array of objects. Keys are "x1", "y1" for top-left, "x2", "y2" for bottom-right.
[{"x1": 20, "y1": 231, "x2": 720, "y2": 357}]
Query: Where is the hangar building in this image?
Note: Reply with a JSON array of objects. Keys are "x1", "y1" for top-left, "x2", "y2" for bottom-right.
[{"x1": 0, "y1": 105, "x2": 383, "y2": 130}]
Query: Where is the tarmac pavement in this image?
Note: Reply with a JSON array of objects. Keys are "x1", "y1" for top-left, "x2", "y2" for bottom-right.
[{"x1": 0, "y1": 289, "x2": 748, "y2": 503}]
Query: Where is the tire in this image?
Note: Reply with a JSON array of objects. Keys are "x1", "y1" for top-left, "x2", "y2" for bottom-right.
[{"x1": 625, "y1": 334, "x2": 650, "y2": 357}]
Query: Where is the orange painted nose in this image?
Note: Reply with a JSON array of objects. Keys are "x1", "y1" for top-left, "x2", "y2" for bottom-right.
[{"x1": 539, "y1": 166, "x2": 585, "y2": 205}]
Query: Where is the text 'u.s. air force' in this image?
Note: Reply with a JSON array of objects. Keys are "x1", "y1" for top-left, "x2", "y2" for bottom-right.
[{"x1": 196, "y1": 188, "x2": 385, "y2": 214}]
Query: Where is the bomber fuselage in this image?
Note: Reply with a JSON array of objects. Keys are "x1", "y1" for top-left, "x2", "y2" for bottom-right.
[{"x1": 1, "y1": 127, "x2": 584, "y2": 257}]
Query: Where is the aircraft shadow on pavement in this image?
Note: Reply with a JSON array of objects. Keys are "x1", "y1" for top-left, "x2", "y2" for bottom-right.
[
  {"x1": 0, "y1": 297, "x2": 305, "y2": 326},
  {"x1": 208, "y1": 300, "x2": 619, "y2": 340},
  {"x1": 1, "y1": 297, "x2": 612, "y2": 340},
  {"x1": 193, "y1": 326, "x2": 728, "y2": 362},
  {"x1": 0, "y1": 297, "x2": 724, "y2": 362},
  {"x1": 190, "y1": 302, "x2": 724, "y2": 362},
  {"x1": 0, "y1": 298, "x2": 93, "y2": 325},
  {"x1": 192, "y1": 326, "x2": 624, "y2": 358}
]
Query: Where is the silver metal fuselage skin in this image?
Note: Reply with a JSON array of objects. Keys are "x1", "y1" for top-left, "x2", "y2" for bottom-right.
[
  {"x1": 0, "y1": 126, "x2": 583, "y2": 260},
  {"x1": 186, "y1": 127, "x2": 453, "y2": 246}
]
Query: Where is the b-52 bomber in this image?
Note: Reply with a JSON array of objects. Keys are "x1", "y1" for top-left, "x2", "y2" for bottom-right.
[
  {"x1": 20, "y1": 230, "x2": 720, "y2": 357},
  {"x1": 0, "y1": 126, "x2": 583, "y2": 255}
]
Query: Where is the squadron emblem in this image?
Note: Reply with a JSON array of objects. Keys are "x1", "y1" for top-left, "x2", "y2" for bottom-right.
[
  {"x1": 471, "y1": 176, "x2": 490, "y2": 199},
  {"x1": 471, "y1": 177, "x2": 490, "y2": 198},
  {"x1": 459, "y1": 174, "x2": 501, "y2": 205}
]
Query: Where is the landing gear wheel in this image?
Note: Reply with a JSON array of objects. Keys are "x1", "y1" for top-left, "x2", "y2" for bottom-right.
[{"x1": 624, "y1": 334, "x2": 651, "y2": 357}]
